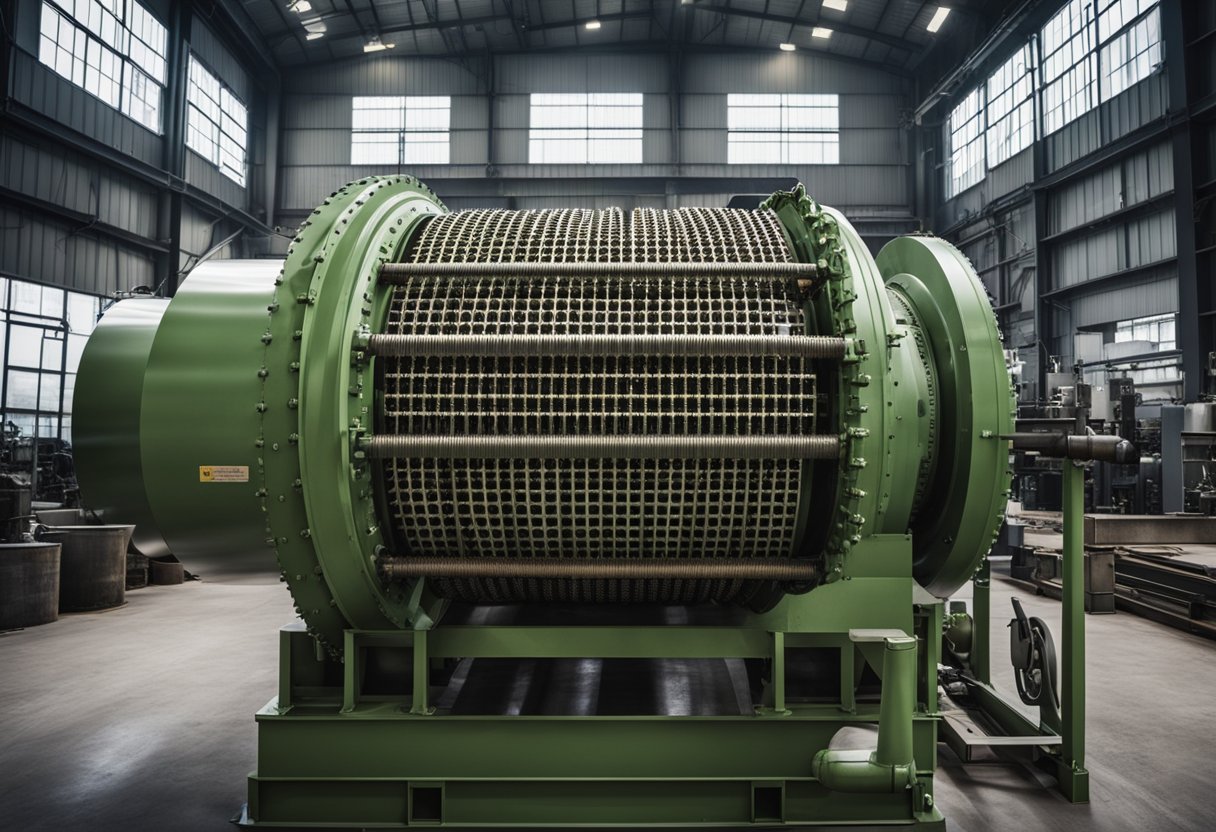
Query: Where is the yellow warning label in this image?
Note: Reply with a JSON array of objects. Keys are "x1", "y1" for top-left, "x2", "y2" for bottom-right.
[{"x1": 199, "y1": 465, "x2": 249, "y2": 483}]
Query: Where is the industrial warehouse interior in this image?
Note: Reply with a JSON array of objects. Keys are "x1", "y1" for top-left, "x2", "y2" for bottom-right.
[{"x1": 1, "y1": 0, "x2": 1214, "y2": 830}]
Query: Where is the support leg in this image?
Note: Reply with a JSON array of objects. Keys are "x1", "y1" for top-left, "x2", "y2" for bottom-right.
[
  {"x1": 1059, "y1": 461, "x2": 1089, "y2": 802},
  {"x1": 971, "y1": 559, "x2": 990, "y2": 685}
]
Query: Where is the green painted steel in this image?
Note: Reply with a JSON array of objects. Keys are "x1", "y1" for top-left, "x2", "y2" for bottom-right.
[
  {"x1": 72, "y1": 298, "x2": 170, "y2": 557},
  {"x1": 70, "y1": 177, "x2": 1017, "y2": 829},
  {"x1": 140, "y1": 260, "x2": 282, "y2": 580},
  {"x1": 876, "y1": 237, "x2": 1015, "y2": 597},
  {"x1": 1060, "y1": 460, "x2": 1089, "y2": 801}
]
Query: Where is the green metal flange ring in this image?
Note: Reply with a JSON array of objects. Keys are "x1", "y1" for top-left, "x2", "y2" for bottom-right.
[
  {"x1": 877, "y1": 237, "x2": 1014, "y2": 597},
  {"x1": 261, "y1": 175, "x2": 447, "y2": 653}
]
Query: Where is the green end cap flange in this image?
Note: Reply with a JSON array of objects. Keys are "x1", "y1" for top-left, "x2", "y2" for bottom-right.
[
  {"x1": 764, "y1": 184, "x2": 912, "y2": 581},
  {"x1": 262, "y1": 175, "x2": 446, "y2": 654},
  {"x1": 73, "y1": 298, "x2": 171, "y2": 558},
  {"x1": 877, "y1": 237, "x2": 1014, "y2": 597}
]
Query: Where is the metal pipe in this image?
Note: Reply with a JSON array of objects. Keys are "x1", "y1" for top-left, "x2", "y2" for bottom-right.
[
  {"x1": 811, "y1": 636, "x2": 918, "y2": 793},
  {"x1": 361, "y1": 434, "x2": 841, "y2": 460},
  {"x1": 366, "y1": 333, "x2": 847, "y2": 359},
  {"x1": 1002, "y1": 432, "x2": 1136, "y2": 464},
  {"x1": 378, "y1": 261, "x2": 818, "y2": 282},
  {"x1": 380, "y1": 556, "x2": 817, "y2": 582}
]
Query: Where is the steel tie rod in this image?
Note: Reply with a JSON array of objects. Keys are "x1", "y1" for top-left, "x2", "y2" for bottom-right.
[
  {"x1": 365, "y1": 333, "x2": 847, "y2": 360},
  {"x1": 361, "y1": 434, "x2": 840, "y2": 460},
  {"x1": 377, "y1": 260, "x2": 819, "y2": 282},
  {"x1": 379, "y1": 556, "x2": 818, "y2": 582}
]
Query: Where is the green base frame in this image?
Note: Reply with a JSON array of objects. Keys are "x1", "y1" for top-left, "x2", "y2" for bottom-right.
[
  {"x1": 947, "y1": 462, "x2": 1088, "y2": 804},
  {"x1": 240, "y1": 536, "x2": 948, "y2": 828}
]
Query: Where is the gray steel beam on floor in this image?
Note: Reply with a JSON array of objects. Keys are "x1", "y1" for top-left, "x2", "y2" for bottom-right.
[{"x1": 1083, "y1": 513, "x2": 1216, "y2": 546}]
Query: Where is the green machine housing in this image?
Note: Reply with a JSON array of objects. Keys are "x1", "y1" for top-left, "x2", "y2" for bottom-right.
[{"x1": 74, "y1": 176, "x2": 1013, "y2": 829}]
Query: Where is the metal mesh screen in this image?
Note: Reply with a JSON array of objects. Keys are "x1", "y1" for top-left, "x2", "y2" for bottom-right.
[{"x1": 379, "y1": 207, "x2": 816, "y2": 604}]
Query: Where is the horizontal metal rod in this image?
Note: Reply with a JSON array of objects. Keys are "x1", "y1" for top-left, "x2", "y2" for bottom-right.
[
  {"x1": 366, "y1": 333, "x2": 846, "y2": 359},
  {"x1": 380, "y1": 556, "x2": 818, "y2": 582},
  {"x1": 378, "y1": 261, "x2": 818, "y2": 282},
  {"x1": 362, "y1": 434, "x2": 840, "y2": 460},
  {"x1": 1003, "y1": 432, "x2": 1136, "y2": 463}
]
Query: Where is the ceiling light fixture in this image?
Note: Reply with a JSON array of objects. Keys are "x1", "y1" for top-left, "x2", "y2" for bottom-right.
[
  {"x1": 823, "y1": 0, "x2": 848, "y2": 11},
  {"x1": 585, "y1": 20, "x2": 601, "y2": 30},
  {"x1": 779, "y1": 42, "x2": 796, "y2": 52},
  {"x1": 812, "y1": 27, "x2": 832, "y2": 39},
  {"x1": 363, "y1": 37, "x2": 395, "y2": 53},
  {"x1": 306, "y1": 31, "x2": 324, "y2": 40},
  {"x1": 288, "y1": 0, "x2": 312, "y2": 12},
  {"x1": 927, "y1": 7, "x2": 951, "y2": 33}
]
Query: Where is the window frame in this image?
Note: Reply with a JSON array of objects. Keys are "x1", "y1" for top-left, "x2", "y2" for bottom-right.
[
  {"x1": 726, "y1": 93, "x2": 840, "y2": 165},
  {"x1": 946, "y1": 87, "x2": 986, "y2": 198},
  {"x1": 36, "y1": 0, "x2": 167, "y2": 133},
  {"x1": 528, "y1": 93, "x2": 645, "y2": 165},
  {"x1": 350, "y1": 96, "x2": 452, "y2": 166},
  {"x1": 186, "y1": 53, "x2": 249, "y2": 187}
]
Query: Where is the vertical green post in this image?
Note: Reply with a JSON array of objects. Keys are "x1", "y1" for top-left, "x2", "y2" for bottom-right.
[
  {"x1": 875, "y1": 637, "x2": 916, "y2": 768},
  {"x1": 1060, "y1": 461, "x2": 1089, "y2": 801},
  {"x1": 772, "y1": 632, "x2": 787, "y2": 714},
  {"x1": 971, "y1": 559, "x2": 991, "y2": 685},
  {"x1": 342, "y1": 630, "x2": 357, "y2": 714},
  {"x1": 411, "y1": 629, "x2": 431, "y2": 716}
]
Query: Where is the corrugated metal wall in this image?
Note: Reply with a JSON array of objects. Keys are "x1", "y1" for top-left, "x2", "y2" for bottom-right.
[
  {"x1": 276, "y1": 50, "x2": 915, "y2": 246},
  {"x1": 0, "y1": 0, "x2": 270, "y2": 298},
  {"x1": 927, "y1": 5, "x2": 1181, "y2": 399}
]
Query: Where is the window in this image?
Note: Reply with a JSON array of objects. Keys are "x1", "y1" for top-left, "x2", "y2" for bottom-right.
[
  {"x1": 186, "y1": 55, "x2": 248, "y2": 186},
  {"x1": 947, "y1": 87, "x2": 985, "y2": 197},
  {"x1": 350, "y1": 96, "x2": 451, "y2": 165},
  {"x1": 37, "y1": 0, "x2": 167, "y2": 132},
  {"x1": 986, "y1": 44, "x2": 1035, "y2": 167},
  {"x1": 1098, "y1": 0, "x2": 1160, "y2": 101},
  {"x1": 0, "y1": 277, "x2": 103, "y2": 447},
  {"x1": 1114, "y1": 312, "x2": 1175, "y2": 351},
  {"x1": 727, "y1": 94, "x2": 839, "y2": 164},
  {"x1": 529, "y1": 94, "x2": 643, "y2": 164},
  {"x1": 1040, "y1": 0, "x2": 1096, "y2": 135}
]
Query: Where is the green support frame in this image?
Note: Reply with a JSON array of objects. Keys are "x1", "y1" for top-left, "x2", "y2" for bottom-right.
[
  {"x1": 953, "y1": 461, "x2": 1088, "y2": 803},
  {"x1": 241, "y1": 536, "x2": 948, "y2": 828}
]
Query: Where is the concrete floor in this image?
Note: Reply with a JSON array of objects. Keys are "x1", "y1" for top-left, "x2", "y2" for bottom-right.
[{"x1": 1, "y1": 577, "x2": 1214, "y2": 831}]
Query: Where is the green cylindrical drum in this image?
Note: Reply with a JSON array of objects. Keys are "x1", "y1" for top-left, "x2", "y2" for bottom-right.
[{"x1": 72, "y1": 177, "x2": 1013, "y2": 650}]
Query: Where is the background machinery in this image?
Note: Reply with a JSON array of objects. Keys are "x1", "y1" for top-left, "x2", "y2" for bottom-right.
[{"x1": 73, "y1": 175, "x2": 1018, "y2": 829}]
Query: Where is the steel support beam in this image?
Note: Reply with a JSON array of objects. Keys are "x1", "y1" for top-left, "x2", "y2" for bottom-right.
[{"x1": 1162, "y1": 0, "x2": 1208, "y2": 401}]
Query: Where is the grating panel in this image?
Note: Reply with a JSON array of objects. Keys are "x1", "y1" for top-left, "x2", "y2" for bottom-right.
[{"x1": 379, "y1": 207, "x2": 817, "y2": 604}]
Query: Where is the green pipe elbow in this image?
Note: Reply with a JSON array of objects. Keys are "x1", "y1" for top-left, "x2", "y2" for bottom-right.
[
  {"x1": 814, "y1": 635, "x2": 918, "y2": 794},
  {"x1": 811, "y1": 748, "x2": 915, "y2": 793}
]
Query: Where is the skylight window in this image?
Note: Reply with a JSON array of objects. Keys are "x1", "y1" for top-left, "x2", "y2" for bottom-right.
[
  {"x1": 727, "y1": 94, "x2": 839, "y2": 165},
  {"x1": 529, "y1": 94, "x2": 644, "y2": 164},
  {"x1": 927, "y1": 7, "x2": 951, "y2": 33}
]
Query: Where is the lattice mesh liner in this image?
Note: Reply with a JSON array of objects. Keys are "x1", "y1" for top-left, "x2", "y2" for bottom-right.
[{"x1": 379, "y1": 207, "x2": 816, "y2": 604}]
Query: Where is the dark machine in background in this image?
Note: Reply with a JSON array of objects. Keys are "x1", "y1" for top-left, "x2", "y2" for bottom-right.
[
  {"x1": 0, "y1": 421, "x2": 78, "y2": 507},
  {"x1": 1012, "y1": 368, "x2": 1160, "y2": 515}
]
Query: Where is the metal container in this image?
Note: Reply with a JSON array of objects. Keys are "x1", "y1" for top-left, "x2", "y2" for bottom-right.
[
  {"x1": 52, "y1": 525, "x2": 134, "y2": 612},
  {"x1": 149, "y1": 559, "x2": 184, "y2": 585},
  {"x1": 0, "y1": 541, "x2": 61, "y2": 629},
  {"x1": 35, "y1": 508, "x2": 88, "y2": 526}
]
